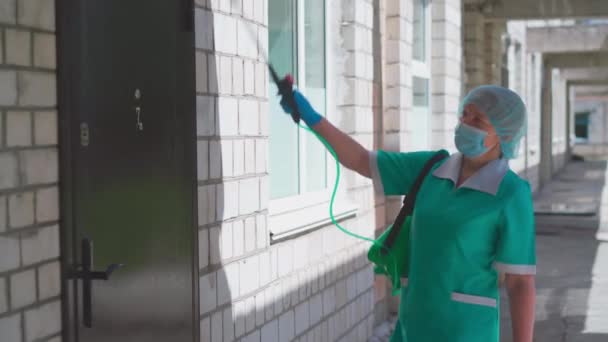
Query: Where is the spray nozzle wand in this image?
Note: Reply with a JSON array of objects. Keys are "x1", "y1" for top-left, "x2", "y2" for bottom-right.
[{"x1": 268, "y1": 64, "x2": 300, "y2": 124}]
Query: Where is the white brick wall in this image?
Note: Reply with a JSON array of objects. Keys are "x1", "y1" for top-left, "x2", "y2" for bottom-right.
[
  {"x1": 24, "y1": 300, "x2": 61, "y2": 341},
  {"x1": 217, "y1": 97, "x2": 239, "y2": 136},
  {"x1": 8, "y1": 191, "x2": 35, "y2": 228},
  {"x1": 220, "y1": 221, "x2": 234, "y2": 260},
  {"x1": 10, "y1": 269, "x2": 36, "y2": 309},
  {"x1": 0, "y1": 0, "x2": 16, "y2": 24},
  {"x1": 211, "y1": 310, "x2": 223, "y2": 342},
  {"x1": 18, "y1": 72, "x2": 56, "y2": 106},
  {"x1": 0, "y1": 70, "x2": 18, "y2": 105},
  {"x1": 19, "y1": 149, "x2": 58, "y2": 185},
  {"x1": 0, "y1": 277, "x2": 7, "y2": 313},
  {"x1": 239, "y1": 98, "x2": 259, "y2": 135},
  {"x1": 0, "y1": 235, "x2": 20, "y2": 272},
  {"x1": 33, "y1": 111, "x2": 57, "y2": 145},
  {"x1": 233, "y1": 219, "x2": 244, "y2": 256},
  {"x1": 33, "y1": 33, "x2": 56, "y2": 69},
  {"x1": 261, "y1": 319, "x2": 279, "y2": 342},
  {"x1": 18, "y1": 0, "x2": 55, "y2": 31},
  {"x1": 199, "y1": 228, "x2": 209, "y2": 268},
  {"x1": 215, "y1": 14, "x2": 237, "y2": 54},
  {"x1": 279, "y1": 310, "x2": 295, "y2": 342},
  {"x1": 223, "y1": 307, "x2": 235, "y2": 341},
  {"x1": 38, "y1": 261, "x2": 60, "y2": 300},
  {"x1": 6, "y1": 28, "x2": 31, "y2": 66},
  {"x1": 200, "y1": 271, "x2": 218, "y2": 315},
  {"x1": 201, "y1": 315, "x2": 211, "y2": 342},
  {"x1": 20, "y1": 225, "x2": 59, "y2": 266},
  {"x1": 0, "y1": 314, "x2": 22, "y2": 341},
  {"x1": 238, "y1": 20, "x2": 258, "y2": 59}
]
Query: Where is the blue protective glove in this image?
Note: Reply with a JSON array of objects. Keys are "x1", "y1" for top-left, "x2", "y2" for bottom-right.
[{"x1": 280, "y1": 90, "x2": 323, "y2": 127}]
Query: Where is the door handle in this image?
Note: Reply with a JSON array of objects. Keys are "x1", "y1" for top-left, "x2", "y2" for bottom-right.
[{"x1": 69, "y1": 238, "x2": 124, "y2": 328}]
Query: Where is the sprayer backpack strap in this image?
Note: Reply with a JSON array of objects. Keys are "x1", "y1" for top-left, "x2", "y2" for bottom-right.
[{"x1": 381, "y1": 151, "x2": 448, "y2": 253}]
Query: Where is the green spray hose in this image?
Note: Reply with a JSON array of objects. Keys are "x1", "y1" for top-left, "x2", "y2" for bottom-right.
[
  {"x1": 267, "y1": 61, "x2": 401, "y2": 292},
  {"x1": 296, "y1": 122, "x2": 401, "y2": 292}
]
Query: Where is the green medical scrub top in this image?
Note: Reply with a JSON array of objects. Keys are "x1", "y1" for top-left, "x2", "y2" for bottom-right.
[{"x1": 369, "y1": 149, "x2": 536, "y2": 342}]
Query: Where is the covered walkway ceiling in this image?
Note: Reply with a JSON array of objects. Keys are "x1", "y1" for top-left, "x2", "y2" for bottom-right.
[
  {"x1": 464, "y1": 0, "x2": 608, "y2": 19},
  {"x1": 527, "y1": 24, "x2": 608, "y2": 53},
  {"x1": 570, "y1": 79, "x2": 608, "y2": 86},
  {"x1": 575, "y1": 85, "x2": 608, "y2": 94},
  {"x1": 562, "y1": 68, "x2": 608, "y2": 80},
  {"x1": 545, "y1": 51, "x2": 608, "y2": 68},
  {"x1": 574, "y1": 85, "x2": 608, "y2": 101}
]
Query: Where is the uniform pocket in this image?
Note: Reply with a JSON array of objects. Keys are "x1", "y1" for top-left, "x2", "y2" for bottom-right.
[
  {"x1": 450, "y1": 292, "x2": 497, "y2": 308},
  {"x1": 448, "y1": 292, "x2": 498, "y2": 342}
]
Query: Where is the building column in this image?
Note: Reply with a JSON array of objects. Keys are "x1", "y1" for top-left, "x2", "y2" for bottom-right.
[
  {"x1": 382, "y1": 0, "x2": 414, "y2": 315},
  {"x1": 384, "y1": 0, "x2": 414, "y2": 152},
  {"x1": 463, "y1": 8, "x2": 485, "y2": 92},
  {"x1": 540, "y1": 57, "x2": 553, "y2": 186},
  {"x1": 565, "y1": 82, "x2": 574, "y2": 158},
  {"x1": 463, "y1": 6, "x2": 507, "y2": 91},
  {"x1": 431, "y1": 0, "x2": 462, "y2": 151},
  {"x1": 483, "y1": 21, "x2": 507, "y2": 86},
  {"x1": 604, "y1": 101, "x2": 608, "y2": 145}
]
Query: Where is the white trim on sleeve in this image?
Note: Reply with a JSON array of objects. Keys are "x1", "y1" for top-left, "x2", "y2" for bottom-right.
[
  {"x1": 369, "y1": 151, "x2": 384, "y2": 196},
  {"x1": 493, "y1": 261, "x2": 537, "y2": 275}
]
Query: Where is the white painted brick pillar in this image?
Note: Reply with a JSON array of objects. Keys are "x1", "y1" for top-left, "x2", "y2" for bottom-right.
[
  {"x1": 463, "y1": 6, "x2": 485, "y2": 92},
  {"x1": 384, "y1": 0, "x2": 414, "y2": 153},
  {"x1": 539, "y1": 56, "x2": 553, "y2": 187},
  {"x1": 0, "y1": 0, "x2": 61, "y2": 341},
  {"x1": 431, "y1": 0, "x2": 462, "y2": 152},
  {"x1": 382, "y1": 0, "x2": 415, "y2": 316},
  {"x1": 483, "y1": 21, "x2": 507, "y2": 86}
]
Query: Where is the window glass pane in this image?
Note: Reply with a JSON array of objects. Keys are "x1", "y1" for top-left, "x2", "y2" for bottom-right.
[
  {"x1": 412, "y1": 77, "x2": 430, "y2": 149},
  {"x1": 413, "y1": 0, "x2": 427, "y2": 62},
  {"x1": 304, "y1": 0, "x2": 327, "y2": 192},
  {"x1": 413, "y1": 77, "x2": 429, "y2": 107},
  {"x1": 269, "y1": 0, "x2": 299, "y2": 199}
]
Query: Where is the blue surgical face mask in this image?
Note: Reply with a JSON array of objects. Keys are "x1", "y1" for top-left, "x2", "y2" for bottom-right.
[{"x1": 454, "y1": 122, "x2": 491, "y2": 157}]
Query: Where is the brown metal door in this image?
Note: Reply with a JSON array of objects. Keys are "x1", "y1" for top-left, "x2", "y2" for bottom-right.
[{"x1": 59, "y1": 1, "x2": 197, "y2": 341}]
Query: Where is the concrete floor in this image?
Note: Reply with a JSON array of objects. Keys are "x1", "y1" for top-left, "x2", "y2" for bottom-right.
[{"x1": 371, "y1": 157, "x2": 608, "y2": 341}]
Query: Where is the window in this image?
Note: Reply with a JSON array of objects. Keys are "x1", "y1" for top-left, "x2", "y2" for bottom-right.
[
  {"x1": 267, "y1": 0, "x2": 357, "y2": 241},
  {"x1": 413, "y1": 0, "x2": 428, "y2": 62},
  {"x1": 411, "y1": 0, "x2": 431, "y2": 150},
  {"x1": 269, "y1": 0, "x2": 327, "y2": 200},
  {"x1": 575, "y1": 112, "x2": 590, "y2": 141}
]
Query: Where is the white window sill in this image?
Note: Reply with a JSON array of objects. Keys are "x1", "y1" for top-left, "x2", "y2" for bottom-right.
[{"x1": 268, "y1": 190, "x2": 358, "y2": 243}]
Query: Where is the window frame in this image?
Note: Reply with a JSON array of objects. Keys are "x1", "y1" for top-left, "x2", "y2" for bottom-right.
[
  {"x1": 268, "y1": 0, "x2": 358, "y2": 242},
  {"x1": 410, "y1": 0, "x2": 432, "y2": 151}
]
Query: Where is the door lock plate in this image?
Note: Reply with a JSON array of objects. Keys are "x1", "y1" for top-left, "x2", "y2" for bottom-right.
[{"x1": 80, "y1": 123, "x2": 90, "y2": 146}]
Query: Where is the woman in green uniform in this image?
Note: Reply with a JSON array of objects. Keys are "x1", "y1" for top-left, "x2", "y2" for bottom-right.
[{"x1": 279, "y1": 85, "x2": 536, "y2": 342}]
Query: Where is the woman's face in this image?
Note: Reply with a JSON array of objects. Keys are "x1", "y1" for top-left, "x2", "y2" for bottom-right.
[{"x1": 460, "y1": 103, "x2": 500, "y2": 149}]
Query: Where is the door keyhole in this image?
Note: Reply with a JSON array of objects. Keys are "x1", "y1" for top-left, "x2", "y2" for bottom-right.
[
  {"x1": 134, "y1": 88, "x2": 143, "y2": 131},
  {"x1": 135, "y1": 106, "x2": 143, "y2": 131}
]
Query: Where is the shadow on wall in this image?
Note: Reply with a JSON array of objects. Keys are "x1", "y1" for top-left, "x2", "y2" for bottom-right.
[
  {"x1": 198, "y1": 0, "x2": 381, "y2": 340},
  {"x1": 195, "y1": 5, "x2": 233, "y2": 340}
]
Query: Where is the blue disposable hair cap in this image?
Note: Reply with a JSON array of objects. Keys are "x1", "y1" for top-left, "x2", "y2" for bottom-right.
[{"x1": 458, "y1": 85, "x2": 527, "y2": 159}]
